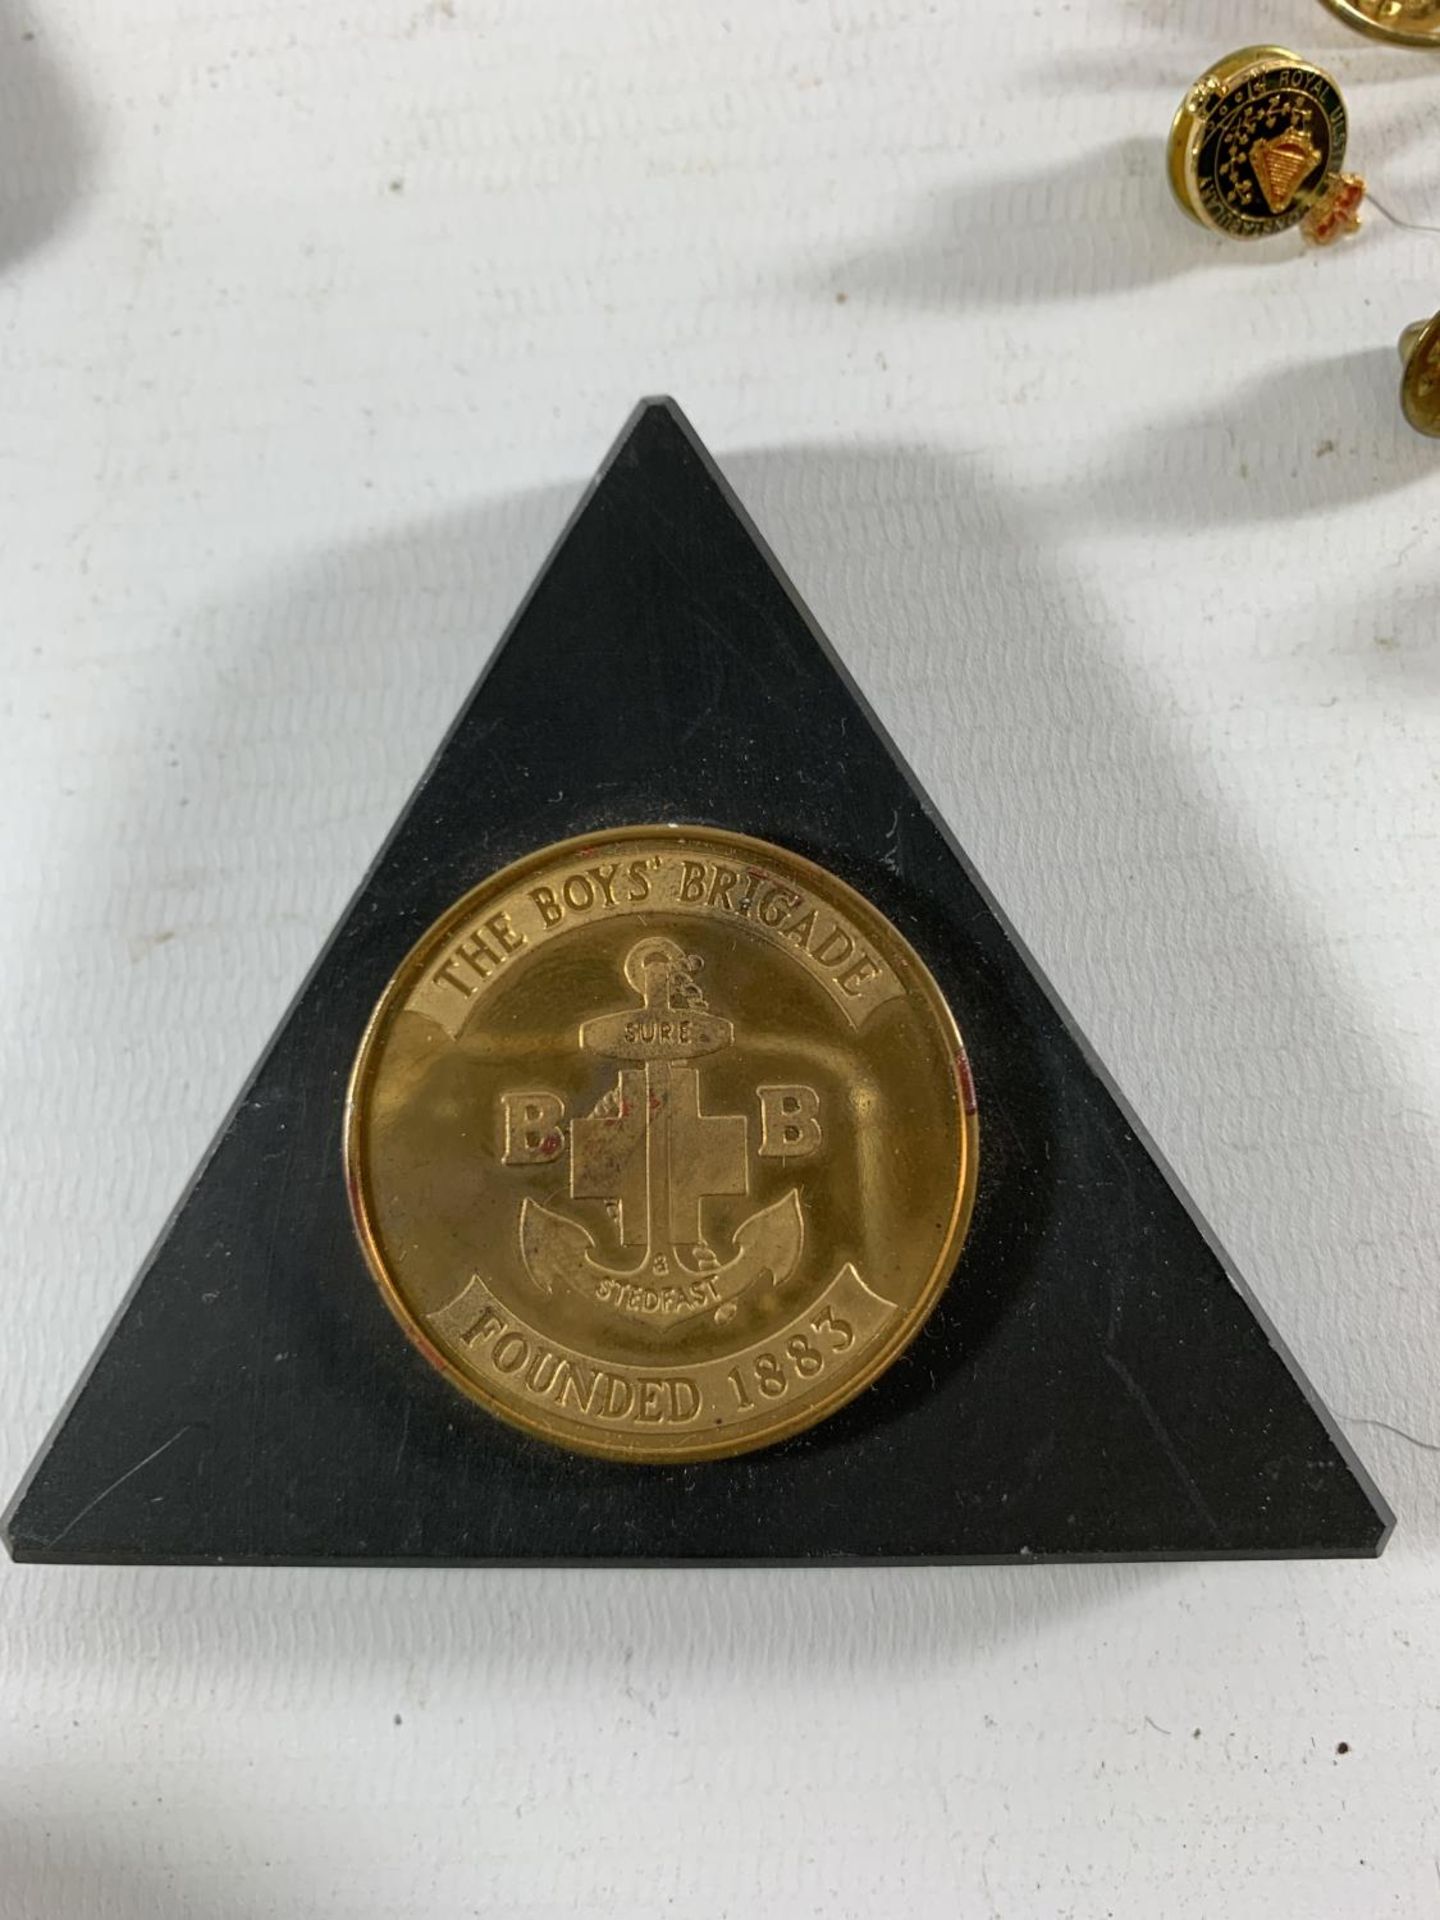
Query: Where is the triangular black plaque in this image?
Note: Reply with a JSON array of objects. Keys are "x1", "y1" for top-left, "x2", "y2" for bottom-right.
[{"x1": 6, "y1": 400, "x2": 1390, "y2": 1565}]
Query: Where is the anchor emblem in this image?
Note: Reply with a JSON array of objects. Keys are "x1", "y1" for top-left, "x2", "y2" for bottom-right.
[{"x1": 504, "y1": 937, "x2": 813, "y2": 1329}]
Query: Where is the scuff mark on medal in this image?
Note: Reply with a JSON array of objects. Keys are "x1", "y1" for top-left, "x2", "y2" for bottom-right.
[{"x1": 955, "y1": 1046, "x2": 978, "y2": 1116}]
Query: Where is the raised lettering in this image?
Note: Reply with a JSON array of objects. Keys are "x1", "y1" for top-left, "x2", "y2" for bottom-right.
[
  {"x1": 780, "y1": 907, "x2": 817, "y2": 949},
  {"x1": 529, "y1": 885, "x2": 563, "y2": 928},
  {"x1": 678, "y1": 859, "x2": 707, "y2": 904},
  {"x1": 485, "y1": 910, "x2": 525, "y2": 956},
  {"x1": 669, "y1": 1379, "x2": 701, "y2": 1422},
  {"x1": 602, "y1": 1374, "x2": 634, "y2": 1420},
  {"x1": 491, "y1": 1332, "x2": 528, "y2": 1374},
  {"x1": 838, "y1": 954, "x2": 882, "y2": 997},
  {"x1": 812, "y1": 1304, "x2": 854, "y2": 1351},
  {"x1": 428, "y1": 1281, "x2": 503, "y2": 1349},
  {"x1": 453, "y1": 927, "x2": 499, "y2": 981},
  {"x1": 733, "y1": 868, "x2": 764, "y2": 917},
  {"x1": 432, "y1": 959, "x2": 475, "y2": 1000},
  {"x1": 588, "y1": 862, "x2": 620, "y2": 907},
  {"x1": 757, "y1": 1085, "x2": 822, "y2": 1159},
  {"x1": 754, "y1": 1351, "x2": 786, "y2": 1397},
  {"x1": 758, "y1": 884, "x2": 800, "y2": 927},
  {"x1": 501, "y1": 1091, "x2": 566, "y2": 1164},
  {"x1": 812, "y1": 925, "x2": 854, "y2": 969},
  {"x1": 525, "y1": 1348, "x2": 560, "y2": 1394},
  {"x1": 557, "y1": 1360, "x2": 601, "y2": 1414}
]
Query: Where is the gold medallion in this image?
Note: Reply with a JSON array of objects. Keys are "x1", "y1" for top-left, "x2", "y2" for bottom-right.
[
  {"x1": 1168, "y1": 47, "x2": 1363, "y2": 245},
  {"x1": 1317, "y1": 0, "x2": 1440, "y2": 45},
  {"x1": 346, "y1": 826, "x2": 978, "y2": 1462}
]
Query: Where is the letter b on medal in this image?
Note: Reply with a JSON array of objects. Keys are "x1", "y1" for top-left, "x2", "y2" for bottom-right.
[{"x1": 757, "y1": 1085, "x2": 823, "y2": 1159}]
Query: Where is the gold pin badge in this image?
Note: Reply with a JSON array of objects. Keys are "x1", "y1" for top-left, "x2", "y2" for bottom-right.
[
  {"x1": 1399, "y1": 313, "x2": 1440, "y2": 436},
  {"x1": 1169, "y1": 46, "x2": 1365, "y2": 245},
  {"x1": 1318, "y1": 0, "x2": 1440, "y2": 47}
]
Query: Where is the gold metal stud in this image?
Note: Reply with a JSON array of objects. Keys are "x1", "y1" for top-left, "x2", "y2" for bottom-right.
[
  {"x1": 1168, "y1": 47, "x2": 1365, "y2": 245},
  {"x1": 1317, "y1": 0, "x2": 1440, "y2": 48},
  {"x1": 1399, "y1": 313, "x2": 1440, "y2": 436}
]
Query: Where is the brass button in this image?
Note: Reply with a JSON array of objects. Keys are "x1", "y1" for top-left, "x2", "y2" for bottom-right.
[
  {"x1": 1399, "y1": 313, "x2": 1440, "y2": 436},
  {"x1": 1168, "y1": 46, "x2": 1364, "y2": 245},
  {"x1": 1317, "y1": 0, "x2": 1440, "y2": 47}
]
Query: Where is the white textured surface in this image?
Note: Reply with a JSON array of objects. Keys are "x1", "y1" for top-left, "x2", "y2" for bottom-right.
[{"x1": 3, "y1": 1, "x2": 1439, "y2": 1913}]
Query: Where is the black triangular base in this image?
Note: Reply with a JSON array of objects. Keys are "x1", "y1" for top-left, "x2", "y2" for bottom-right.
[{"x1": 6, "y1": 400, "x2": 1390, "y2": 1564}]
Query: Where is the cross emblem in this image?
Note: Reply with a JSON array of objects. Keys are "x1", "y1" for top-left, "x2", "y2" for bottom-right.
[
  {"x1": 571, "y1": 940, "x2": 748, "y2": 1255},
  {"x1": 500, "y1": 936, "x2": 821, "y2": 1316}
]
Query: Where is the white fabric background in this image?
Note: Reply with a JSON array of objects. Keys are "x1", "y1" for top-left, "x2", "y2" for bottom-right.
[{"x1": 3, "y1": 1, "x2": 1438, "y2": 1914}]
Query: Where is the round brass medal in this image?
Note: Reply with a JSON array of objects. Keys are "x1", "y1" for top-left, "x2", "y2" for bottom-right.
[{"x1": 346, "y1": 826, "x2": 978, "y2": 1462}]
